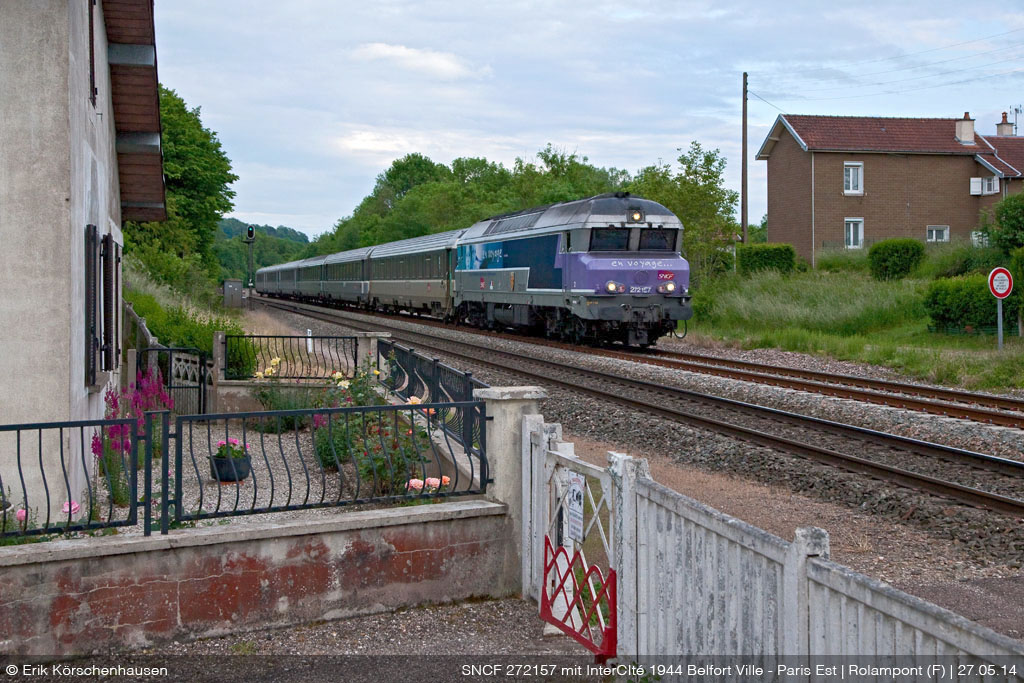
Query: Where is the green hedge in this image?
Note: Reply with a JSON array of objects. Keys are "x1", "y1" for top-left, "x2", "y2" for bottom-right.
[
  {"x1": 923, "y1": 274, "x2": 1020, "y2": 331},
  {"x1": 736, "y1": 243, "x2": 795, "y2": 275},
  {"x1": 868, "y1": 238, "x2": 924, "y2": 281}
]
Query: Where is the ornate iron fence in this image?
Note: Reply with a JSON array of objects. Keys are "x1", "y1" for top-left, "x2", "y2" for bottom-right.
[
  {"x1": 224, "y1": 334, "x2": 359, "y2": 380},
  {"x1": 139, "y1": 346, "x2": 210, "y2": 415},
  {"x1": 377, "y1": 339, "x2": 489, "y2": 455}
]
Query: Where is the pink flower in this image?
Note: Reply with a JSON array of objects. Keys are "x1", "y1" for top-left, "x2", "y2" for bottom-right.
[
  {"x1": 91, "y1": 433, "x2": 103, "y2": 458},
  {"x1": 406, "y1": 478, "x2": 424, "y2": 491},
  {"x1": 228, "y1": 438, "x2": 240, "y2": 446},
  {"x1": 63, "y1": 500, "x2": 80, "y2": 516},
  {"x1": 312, "y1": 414, "x2": 328, "y2": 429},
  {"x1": 441, "y1": 476, "x2": 450, "y2": 487},
  {"x1": 425, "y1": 477, "x2": 441, "y2": 490},
  {"x1": 217, "y1": 440, "x2": 227, "y2": 448},
  {"x1": 15, "y1": 509, "x2": 26, "y2": 522}
]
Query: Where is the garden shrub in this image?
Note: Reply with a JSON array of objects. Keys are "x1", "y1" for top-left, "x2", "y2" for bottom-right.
[
  {"x1": 867, "y1": 238, "x2": 924, "y2": 281},
  {"x1": 923, "y1": 274, "x2": 1021, "y2": 330},
  {"x1": 736, "y1": 243, "x2": 795, "y2": 275},
  {"x1": 1011, "y1": 246, "x2": 1024, "y2": 289},
  {"x1": 914, "y1": 242, "x2": 1005, "y2": 280}
]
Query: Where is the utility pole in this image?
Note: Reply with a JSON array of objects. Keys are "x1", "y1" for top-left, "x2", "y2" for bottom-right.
[{"x1": 741, "y1": 71, "x2": 748, "y2": 244}]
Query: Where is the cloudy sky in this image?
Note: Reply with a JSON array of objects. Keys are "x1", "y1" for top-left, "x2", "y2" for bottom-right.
[{"x1": 154, "y1": 1, "x2": 1024, "y2": 238}]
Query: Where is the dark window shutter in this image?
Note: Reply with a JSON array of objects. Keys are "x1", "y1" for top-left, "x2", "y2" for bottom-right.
[
  {"x1": 101, "y1": 233, "x2": 115, "y2": 372},
  {"x1": 115, "y1": 243, "x2": 121, "y2": 365},
  {"x1": 84, "y1": 224, "x2": 98, "y2": 385}
]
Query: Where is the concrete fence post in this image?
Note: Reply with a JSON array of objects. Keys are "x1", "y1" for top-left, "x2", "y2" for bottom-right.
[
  {"x1": 520, "y1": 414, "x2": 546, "y2": 599},
  {"x1": 354, "y1": 332, "x2": 389, "y2": 375},
  {"x1": 124, "y1": 348, "x2": 137, "y2": 391},
  {"x1": 609, "y1": 451, "x2": 650, "y2": 659},
  {"x1": 473, "y1": 386, "x2": 547, "y2": 596},
  {"x1": 782, "y1": 525, "x2": 830, "y2": 663},
  {"x1": 213, "y1": 331, "x2": 226, "y2": 381}
]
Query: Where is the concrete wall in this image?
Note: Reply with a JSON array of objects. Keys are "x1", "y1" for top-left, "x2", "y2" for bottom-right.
[{"x1": 0, "y1": 500, "x2": 513, "y2": 655}]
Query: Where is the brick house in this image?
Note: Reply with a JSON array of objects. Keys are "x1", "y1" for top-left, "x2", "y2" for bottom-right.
[{"x1": 756, "y1": 112, "x2": 1023, "y2": 265}]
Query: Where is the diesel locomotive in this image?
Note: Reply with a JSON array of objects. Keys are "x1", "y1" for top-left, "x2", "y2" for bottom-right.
[{"x1": 256, "y1": 193, "x2": 693, "y2": 347}]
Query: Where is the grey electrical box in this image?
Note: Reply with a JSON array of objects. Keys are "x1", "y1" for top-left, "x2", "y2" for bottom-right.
[{"x1": 223, "y1": 279, "x2": 243, "y2": 308}]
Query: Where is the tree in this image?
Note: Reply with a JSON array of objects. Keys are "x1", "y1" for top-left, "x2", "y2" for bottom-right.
[
  {"x1": 749, "y1": 214, "x2": 768, "y2": 243},
  {"x1": 627, "y1": 142, "x2": 739, "y2": 285},
  {"x1": 125, "y1": 85, "x2": 237, "y2": 288},
  {"x1": 985, "y1": 193, "x2": 1024, "y2": 253}
]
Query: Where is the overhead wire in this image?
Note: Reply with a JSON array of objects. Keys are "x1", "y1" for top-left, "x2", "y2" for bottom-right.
[
  {"x1": 785, "y1": 26, "x2": 1024, "y2": 77},
  {"x1": 776, "y1": 65, "x2": 1024, "y2": 102}
]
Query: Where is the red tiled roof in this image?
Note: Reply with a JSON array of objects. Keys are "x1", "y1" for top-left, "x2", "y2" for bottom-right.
[
  {"x1": 783, "y1": 115, "x2": 985, "y2": 154},
  {"x1": 982, "y1": 135, "x2": 1024, "y2": 177}
]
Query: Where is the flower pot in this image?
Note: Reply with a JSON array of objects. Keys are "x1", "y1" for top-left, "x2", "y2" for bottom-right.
[{"x1": 209, "y1": 454, "x2": 251, "y2": 482}]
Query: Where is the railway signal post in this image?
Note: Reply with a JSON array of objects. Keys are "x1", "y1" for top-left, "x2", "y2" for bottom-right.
[{"x1": 988, "y1": 266, "x2": 1014, "y2": 350}]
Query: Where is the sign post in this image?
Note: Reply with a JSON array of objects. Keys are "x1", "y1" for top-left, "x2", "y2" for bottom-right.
[{"x1": 988, "y1": 267, "x2": 1014, "y2": 350}]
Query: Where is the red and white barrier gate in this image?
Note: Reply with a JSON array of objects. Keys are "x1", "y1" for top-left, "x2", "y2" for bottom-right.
[{"x1": 538, "y1": 450, "x2": 617, "y2": 660}]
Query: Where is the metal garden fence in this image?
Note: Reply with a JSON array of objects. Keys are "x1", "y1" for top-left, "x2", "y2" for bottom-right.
[
  {"x1": 224, "y1": 334, "x2": 359, "y2": 380},
  {"x1": 0, "y1": 401, "x2": 487, "y2": 540}
]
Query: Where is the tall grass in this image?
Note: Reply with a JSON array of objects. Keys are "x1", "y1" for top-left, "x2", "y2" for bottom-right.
[
  {"x1": 690, "y1": 269, "x2": 1024, "y2": 390},
  {"x1": 695, "y1": 271, "x2": 925, "y2": 336}
]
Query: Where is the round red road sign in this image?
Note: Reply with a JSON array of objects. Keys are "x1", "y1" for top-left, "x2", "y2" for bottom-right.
[{"x1": 989, "y1": 267, "x2": 1014, "y2": 299}]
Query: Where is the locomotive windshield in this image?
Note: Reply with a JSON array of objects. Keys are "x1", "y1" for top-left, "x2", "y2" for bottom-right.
[
  {"x1": 639, "y1": 228, "x2": 677, "y2": 251},
  {"x1": 590, "y1": 228, "x2": 629, "y2": 251}
]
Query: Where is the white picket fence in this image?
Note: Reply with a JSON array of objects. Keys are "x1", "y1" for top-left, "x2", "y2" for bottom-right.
[{"x1": 522, "y1": 418, "x2": 1024, "y2": 669}]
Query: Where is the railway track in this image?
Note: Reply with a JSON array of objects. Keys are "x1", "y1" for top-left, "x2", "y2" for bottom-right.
[
  {"x1": 259, "y1": 298, "x2": 1024, "y2": 518},
  {"x1": 254, "y1": 296, "x2": 1024, "y2": 428}
]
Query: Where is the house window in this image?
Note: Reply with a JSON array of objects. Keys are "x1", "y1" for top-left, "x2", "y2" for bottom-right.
[
  {"x1": 844, "y1": 162, "x2": 863, "y2": 195},
  {"x1": 844, "y1": 218, "x2": 864, "y2": 249},
  {"x1": 926, "y1": 225, "x2": 949, "y2": 243},
  {"x1": 983, "y1": 176, "x2": 999, "y2": 195}
]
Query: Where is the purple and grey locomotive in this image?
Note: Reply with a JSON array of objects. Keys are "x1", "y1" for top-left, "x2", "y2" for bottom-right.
[
  {"x1": 453, "y1": 193, "x2": 692, "y2": 346},
  {"x1": 255, "y1": 193, "x2": 692, "y2": 347}
]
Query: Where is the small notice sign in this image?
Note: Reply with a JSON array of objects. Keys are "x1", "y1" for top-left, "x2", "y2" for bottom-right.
[
  {"x1": 567, "y1": 472, "x2": 585, "y2": 543},
  {"x1": 989, "y1": 267, "x2": 1013, "y2": 299}
]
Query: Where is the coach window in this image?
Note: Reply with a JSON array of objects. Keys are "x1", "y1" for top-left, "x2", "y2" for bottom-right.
[
  {"x1": 639, "y1": 229, "x2": 677, "y2": 251},
  {"x1": 590, "y1": 228, "x2": 630, "y2": 251}
]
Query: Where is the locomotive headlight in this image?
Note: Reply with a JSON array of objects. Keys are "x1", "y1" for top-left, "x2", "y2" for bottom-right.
[
  {"x1": 658, "y1": 281, "x2": 677, "y2": 294},
  {"x1": 628, "y1": 208, "x2": 645, "y2": 223},
  {"x1": 605, "y1": 280, "x2": 620, "y2": 293}
]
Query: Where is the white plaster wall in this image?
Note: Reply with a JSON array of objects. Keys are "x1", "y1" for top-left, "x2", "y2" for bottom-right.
[{"x1": 0, "y1": 0, "x2": 123, "y2": 518}]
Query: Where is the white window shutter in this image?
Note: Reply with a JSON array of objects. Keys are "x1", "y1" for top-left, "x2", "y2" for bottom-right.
[
  {"x1": 970, "y1": 177, "x2": 983, "y2": 195},
  {"x1": 993, "y1": 176, "x2": 1000, "y2": 193}
]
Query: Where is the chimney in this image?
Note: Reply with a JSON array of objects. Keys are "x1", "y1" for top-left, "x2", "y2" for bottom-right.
[
  {"x1": 955, "y1": 111, "x2": 975, "y2": 144},
  {"x1": 996, "y1": 111, "x2": 1014, "y2": 137}
]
